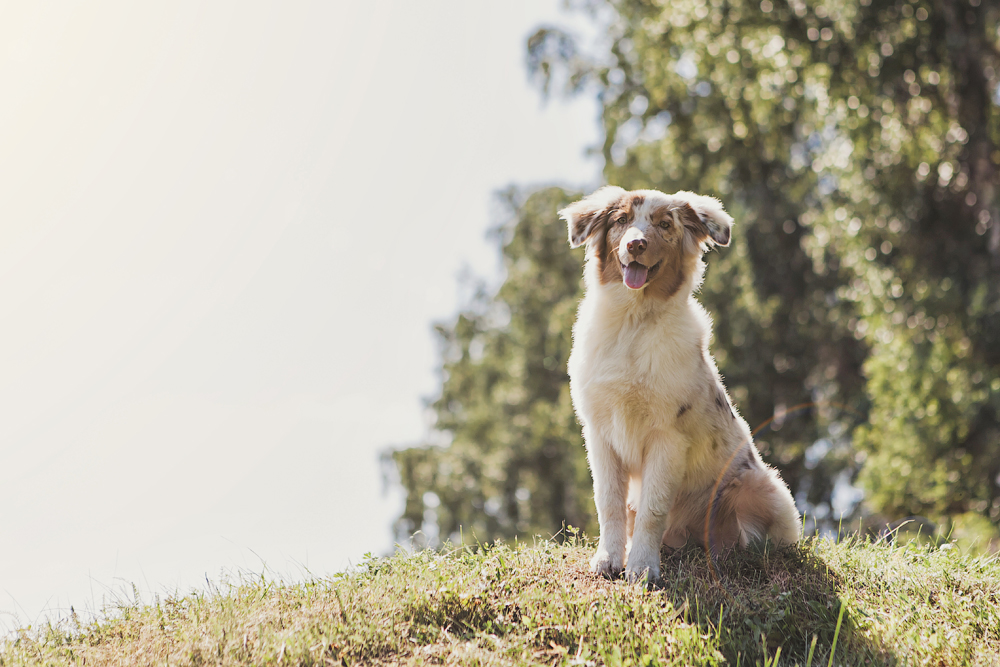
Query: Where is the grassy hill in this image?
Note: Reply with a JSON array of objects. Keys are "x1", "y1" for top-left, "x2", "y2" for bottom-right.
[{"x1": 3, "y1": 535, "x2": 999, "y2": 666}]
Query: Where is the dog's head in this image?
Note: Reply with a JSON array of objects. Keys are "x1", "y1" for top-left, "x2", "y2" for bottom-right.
[{"x1": 560, "y1": 187, "x2": 732, "y2": 298}]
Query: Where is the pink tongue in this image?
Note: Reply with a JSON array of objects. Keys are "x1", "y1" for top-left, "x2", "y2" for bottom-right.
[{"x1": 623, "y1": 262, "x2": 648, "y2": 289}]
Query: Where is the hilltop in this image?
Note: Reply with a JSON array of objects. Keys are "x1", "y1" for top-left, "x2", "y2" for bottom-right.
[{"x1": 3, "y1": 536, "x2": 999, "y2": 666}]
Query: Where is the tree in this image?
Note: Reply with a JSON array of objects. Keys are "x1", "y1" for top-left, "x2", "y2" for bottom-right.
[{"x1": 812, "y1": 0, "x2": 1000, "y2": 522}]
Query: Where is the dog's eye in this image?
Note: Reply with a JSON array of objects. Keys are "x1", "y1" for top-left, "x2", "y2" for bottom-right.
[
  {"x1": 659, "y1": 219, "x2": 671, "y2": 229},
  {"x1": 615, "y1": 216, "x2": 628, "y2": 225}
]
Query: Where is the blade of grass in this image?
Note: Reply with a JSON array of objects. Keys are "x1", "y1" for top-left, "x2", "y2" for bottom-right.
[
  {"x1": 827, "y1": 598, "x2": 847, "y2": 667},
  {"x1": 805, "y1": 634, "x2": 817, "y2": 667}
]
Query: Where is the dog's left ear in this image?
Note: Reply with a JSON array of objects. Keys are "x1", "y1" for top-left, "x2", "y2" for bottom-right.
[
  {"x1": 672, "y1": 193, "x2": 733, "y2": 247},
  {"x1": 560, "y1": 186, "x2": 626, "y2": 248}
]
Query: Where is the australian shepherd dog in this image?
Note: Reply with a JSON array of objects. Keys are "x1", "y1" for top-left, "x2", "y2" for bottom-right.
[{"x1": 561, "y1": 186, "x2": 800, "y2": 584}]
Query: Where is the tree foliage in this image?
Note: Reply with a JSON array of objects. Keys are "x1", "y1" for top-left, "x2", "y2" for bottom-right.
[{"x1": 394, "y1": 0, "x2": 1000, "y2": 545}]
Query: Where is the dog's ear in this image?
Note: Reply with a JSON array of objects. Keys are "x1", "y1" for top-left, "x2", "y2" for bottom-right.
[
  {"x1": 560, "y1": 186, "x2": 626, "y2": 248},
  {"x1": 672, "y1": 193, "x2": 733, "y2": 248}
]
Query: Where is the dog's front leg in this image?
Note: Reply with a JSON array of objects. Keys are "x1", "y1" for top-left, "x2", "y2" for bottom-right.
[
  {"x1": 625, "y1": 442, "x2": 685, "y2": 586},
  {"x1": 586, "y1": 431, "x2": 628, "y2": 578}
]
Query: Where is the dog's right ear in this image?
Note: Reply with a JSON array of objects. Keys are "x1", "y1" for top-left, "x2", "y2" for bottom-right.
[{"x1": 560, "y1": 186, "x2": 626, "y2": 248}]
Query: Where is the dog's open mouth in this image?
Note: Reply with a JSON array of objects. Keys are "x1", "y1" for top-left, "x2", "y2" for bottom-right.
[{"x1": 621, "y1": 261, "x2": 660, "y2": 289}]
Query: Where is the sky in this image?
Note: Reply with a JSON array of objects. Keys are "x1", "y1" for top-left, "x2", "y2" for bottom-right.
[{"x1": 0, "y1": 1, "x2": 601, "y2": 628}]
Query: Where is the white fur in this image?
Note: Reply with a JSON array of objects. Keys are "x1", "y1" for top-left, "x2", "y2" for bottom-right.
[{"x1": 562, "y1": 188, "x2": 800, "y2": 585}]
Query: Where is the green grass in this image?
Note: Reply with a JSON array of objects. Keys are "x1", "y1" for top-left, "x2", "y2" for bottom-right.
[{"x1": 3, "y1": 535, "x2": 999, "y2": 666}]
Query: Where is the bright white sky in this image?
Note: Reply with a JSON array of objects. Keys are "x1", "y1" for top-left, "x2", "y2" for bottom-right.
[{"x1": 0, "y1": 1, "x2": 600, "y2": 628}]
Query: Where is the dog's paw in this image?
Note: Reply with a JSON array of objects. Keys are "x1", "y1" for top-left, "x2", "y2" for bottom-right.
[
  {"x1": 589, "y1": 550, "x2": 624, "y2": 579},
  {"x1": 624, "y1": 552, "x2": 661, "y2": 588},
  {"x1": 624, "y1": 564, "x2": 661, "y2": 588}
]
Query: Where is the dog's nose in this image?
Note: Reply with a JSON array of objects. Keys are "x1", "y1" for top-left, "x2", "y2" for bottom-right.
[{"x1": 627, "y1": 238, "x2": 647, "y2": 256}]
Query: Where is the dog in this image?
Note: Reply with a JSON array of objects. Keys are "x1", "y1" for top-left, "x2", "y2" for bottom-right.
[{"x1": 560, "y1": 186, "x2": 800, "y2": 584}]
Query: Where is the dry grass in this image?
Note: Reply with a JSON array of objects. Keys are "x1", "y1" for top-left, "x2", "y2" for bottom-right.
[{"x1": 2, "y1": 534, "x2": 999, "y2": 666}]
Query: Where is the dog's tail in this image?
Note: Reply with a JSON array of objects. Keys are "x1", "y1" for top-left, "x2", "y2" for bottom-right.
[{"x1": 706, "y1": 466, "x2": 800, "y2": 551}]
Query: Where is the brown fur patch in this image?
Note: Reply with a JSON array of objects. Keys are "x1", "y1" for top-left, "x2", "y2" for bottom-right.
[
  {"x1": 644, "y1": 205, "x2": 693, "y2": 301},
  {"x1": 675, "y1": 200, "x2": 731, "y2": 246},
  {"x1": 672, "y1": 202, "x2": 710, "y2": 242},
  {"x1": 597, "y1": 196, "x2": 646, "y2": 284},
  {"x1": 567, "y1": 192, "x2": 623, "y2": 248},
  {"x1": 645, "y1": 253, "x2": 688, "y2": 301},
  {"x1": 598, "y1": 230, "x2": 623, "y2": 285},
  {"x1": 596, "y1": 196, "x2": 639, "y2": 284}
]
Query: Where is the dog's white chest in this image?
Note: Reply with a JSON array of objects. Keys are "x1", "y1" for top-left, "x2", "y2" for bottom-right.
[
  {"x1": 573, "y1": 310, "x2": 693, "y2": 393},
  {"x1": 571, "y1": 312, "x2": 699, "y2": 448}
]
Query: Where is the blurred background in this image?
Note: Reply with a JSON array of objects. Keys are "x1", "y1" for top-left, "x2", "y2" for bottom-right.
[{"x1": 4, "y1": 0, "x2": 1000, "y2": 632}]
